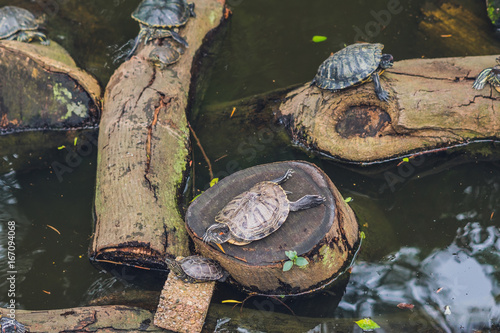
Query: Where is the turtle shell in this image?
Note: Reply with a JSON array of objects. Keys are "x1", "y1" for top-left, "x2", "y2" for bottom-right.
[
  {"x1": 149, "y1": 43, "x2": 182, "y2": 67},
  {"x1": 215, "y1": 181, "x2": 290, "y2": 242},
  {"x1": 132, "y1": 0, "x2": 192, "y2": 28},
  {"x1": 0, "y1": 6, "x2": 38, "y2": 39},
  {"x1": 313, "y1": 43, "x2": 384, "y2": 90},
  {"x1": 179, "y1": 255, "x2": 227, "y2": 281}
]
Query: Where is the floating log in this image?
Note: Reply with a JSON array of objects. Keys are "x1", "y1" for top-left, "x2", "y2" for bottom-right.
[
  {"x1": 0, "y1": 40, "x2": 101, "y2": 134},
  {"x1": 91, "y1": 0, "x2": 225, "y2": 267},
  {"x1": 278, "y1": 55, "x2": 500, "y2": 163},
  {"x1": 186, "y1": 160, "x2": 359, "y2": 295}
]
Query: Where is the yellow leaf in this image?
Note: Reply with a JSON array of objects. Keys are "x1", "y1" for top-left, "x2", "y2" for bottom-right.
[
  {"x1": 222, "y1": 300, "x2": 242, "y2": 304},
  {"x1": 58, "y1": 145, "x2": 66, "y2": 150}
]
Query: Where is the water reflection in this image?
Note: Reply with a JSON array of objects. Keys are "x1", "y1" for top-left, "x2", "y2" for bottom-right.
[{"x1": 339, "y1": 220, "x2": 500, "y2": 332}]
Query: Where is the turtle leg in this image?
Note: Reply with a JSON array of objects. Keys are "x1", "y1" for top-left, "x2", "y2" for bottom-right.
[
  {"x1": 289, "y1": 195, "x2": 325, "y2": 211},
  {"x1": 168, "y1": 30, "x2": 189, "y2": 48},
  {"x1": 126, "y1": 27, "x2": 147, "y2": 60},
  {"x1": 270, "y1": 169, "x2": 294, "y2": 185},
  {"x1": 188, "y1": 2, "x2": 196, "y2": 17},
  {"x1": 472, "y1": 68, "x2": 492, "y2": 90},
  {"x1": 372, "y1": 71, "x2": 389, "y2": 102},
  {"x1": 15, "y1": 31, "x2": 50, "y2": 45}
]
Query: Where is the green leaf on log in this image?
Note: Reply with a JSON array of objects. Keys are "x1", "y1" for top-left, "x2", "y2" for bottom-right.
[
  {"x1": 295, "y1": 257, "x2": 309, "y2": 267},
  {"x1": 283, "y1": 260, "x2": 294, "y2": 271}
]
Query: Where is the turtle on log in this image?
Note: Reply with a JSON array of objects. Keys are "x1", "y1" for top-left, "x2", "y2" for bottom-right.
[
  {"x1": 312, "y1": 43, "x2": 393, "y2": 102},
  {"x1": 473, "y1": 56, "x2": 500, "y2": 92},
  {"x1": 126, "y1": 0, "x2": 195, "y2": 59},
  {"x1": 202, "y1": 169, "x2": 325, "y2": 248},
  {"x1": 165, "y1": 255, "x2": 229, "y2": 283},
  {"x1": 0, "y1": 6, "x2": 49, "y2": 45}
]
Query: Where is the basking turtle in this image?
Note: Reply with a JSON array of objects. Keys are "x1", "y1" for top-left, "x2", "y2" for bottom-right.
[
  {"x1": 165, "y1": 255, "x2": 228, "y2": 283},
  {"x1": 127, "y1": 0, "x2": 195, "y2": 59},
  {"x1": 0, "y1": 315, "x2": 26, "y2": 333},
  {"x1": 0, "y1": 6, "x2": 49, "y2": 45},
  {"x1": 202, "y1": 169, "x2": 325, "y2": 247},
  {"x1": 312, "y1": 43, "x2": 393, "y2": 102},
  {"x1": 473, "y1": 57, "x2": 500, "y2": 92},
  {"x1": 148, "y1": 42, "x2": 183, "y2": 69}
]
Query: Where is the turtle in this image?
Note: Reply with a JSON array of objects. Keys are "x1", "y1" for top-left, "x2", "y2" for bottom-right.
[
  {"x1": 0, "y1": 315, "x2": 27, "y2": 333},
  {"x1": 472, "y1": 56, "x2": 500, "y2": 93},
  {"x1": 202, "y1": 169, "x2": 326, "y2": 247},
  {"x1": 165, "y1": 255, "x2": 229, "y2": 283},
  {"x1": 126, "y1": 0, "x2": 195, "y2": 59},
  {"x1": 0, "y1": 6, "x2": 49, "y2": 45},
  {"x1": 311, "y1": 43, "x2": 393, "y2": 102},
  {"x1": 148, "y1": 42, "x2": 184, "y2": 69}
]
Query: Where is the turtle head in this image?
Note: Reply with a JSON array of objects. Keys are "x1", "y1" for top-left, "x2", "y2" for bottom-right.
[
  {"x1": 202, "y1": 224, "x2": 231, "y2": 245},
  {"x1": 380, "y1": 54, "x2": 394, "y2": 69},
  {"x1": 164, "y1": 256, "x2": 184, "y2": 277}
]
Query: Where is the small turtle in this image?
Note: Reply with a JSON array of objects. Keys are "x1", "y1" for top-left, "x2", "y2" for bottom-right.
[
  {"x1": 127, "y1": 0, "x2": 195, "y2": 59},
  {"x1": 165, "y1": 255, "x2": 228, "y2": 283},
  {"x1": 0, "y1": 6, "x2": 49, "y2": 45},
  {"x1": 312, "y1": 43, "x2": 393, "y2": 102},
  {"x1": 148, "y1": 42, "x2": 184, "y2": 69},
  {"x1": 202, "y1": 169, "x2": 325, "y2": 247},
  {"x1": 473, "y1": 57, "x2": 500, "y2": 92},
  {"x1": 0, "y1": 315, "x2": 27, "y2": 333}
]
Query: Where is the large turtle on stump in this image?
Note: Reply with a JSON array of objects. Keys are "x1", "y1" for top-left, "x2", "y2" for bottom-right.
[
  {"x1": 473, "y1": 56, "x2": 500, "y2": 92},
  {"x1": 126, "y1": 0, "x2": 195, "y2": 59},
  {"x1": 202, "y1": 169, "x2": 325, "y2": 248},
  {"x1": 312, "y1": 43, "x2": 393, "y2": 102},
  {"x1": 0, "y1": 6, "x2": 49, "y2": 45}
]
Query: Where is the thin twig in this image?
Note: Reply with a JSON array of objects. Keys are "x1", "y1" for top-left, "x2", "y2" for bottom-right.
[{"x1": 188, "y1": 122, "x2": 214, "y2": 180}]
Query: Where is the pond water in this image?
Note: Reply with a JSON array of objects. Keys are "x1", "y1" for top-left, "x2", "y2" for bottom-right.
[{"x1": 0, "y1": 0, "x2": 499, "y2": 332}]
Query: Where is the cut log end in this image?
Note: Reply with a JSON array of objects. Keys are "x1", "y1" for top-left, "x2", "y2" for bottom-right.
[{"x1": 186, "y1": 161, "x2": 359, "y2": 295}]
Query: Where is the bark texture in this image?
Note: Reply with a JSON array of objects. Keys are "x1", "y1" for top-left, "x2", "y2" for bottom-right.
[
  {"x1": 92, "y1": 0, "x2": 225, "y2": 267},
  {"x1": 279, "y1": 55, "x2": 499, "y2": 163}
]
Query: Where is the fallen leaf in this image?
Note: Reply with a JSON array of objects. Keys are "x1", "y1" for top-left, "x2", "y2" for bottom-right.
[
  {"x1": 491, "y1": 211, "x2": 495, "y2": 220},
  {"x1": 440, "y1": 34, "x2": 452, "y2": 37},
  {"x1": 355, "y1": 318, "x2": 380, "y2": 330},
  {"x1": 42, "y1": 290, "x2": 51, "y2": 295},
  {"x1": 74, "y1": 137, "x2": 78, "y2": 146},
  {"x1": 58, "y1": 145, "x2": 66, "y2": 150},
  {"x1": 344, "y1": 197, "x2": 353, "y2": 203},
  {"x1": 312, "y1": 35, "x2": 327, "y2": 43},
  {"x1": 230, "y1": 107, "x2": 236, "y2": 118},
  {"x1": 222, "y1": 300, "x2": 242, "y2": 304},
  {"x1": 47, "y1": 224, "x2": 61, "y2": 235},
  {"x1": 363, "y1": 223, "x2": 369, "y2": 228},
  {"x1": 397, "y1": 303, "x2": 415, "y2": 310},
  {"x1": 436, "y1": 287, "x2": 443, "y2": 293}
]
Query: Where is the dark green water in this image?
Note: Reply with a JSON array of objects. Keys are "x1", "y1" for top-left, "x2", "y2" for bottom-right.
[{"x1": 1, "y1": 0, "x2": 500, "y2": 331}]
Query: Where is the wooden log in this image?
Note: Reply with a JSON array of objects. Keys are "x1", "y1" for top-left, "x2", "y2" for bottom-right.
[
  {"x1": 91, "y1": 0, "x2": 225, "y2": 267},
  {"x1": 278, "y1": 55, "x2": 500, "y2": 163},
  {"x1": 1, "y1": 302, "x2": 442, "y2": 333},
  {"x1": 1, "y1": 306, "x2": 166, "y2": 332},
  {"x1": 186, "y1": 161, "x2": 359, "y2": 295},
  {"x1": 154, "y1": 273, "x2": 215, "y2": 333},
  {"x1": 0, "y1": 40, "x2": 101, "y2": 133}
]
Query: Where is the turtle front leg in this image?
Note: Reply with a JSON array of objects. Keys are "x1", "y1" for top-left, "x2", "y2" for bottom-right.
[
  {"x1": 168, "y1": 29, "x2": 189, "y2": 48},
  {"x1": 270, "y1": 169, "x2": 293, "y2": 185},
  {"x1": 372, "y1": 71, "x2": 389, "y2": 102},
  {"x1": 126, "y1": 27, "x2": 147, "y2": 59},
  {"x1": 289, "y1": 195, "x2": 325, "y2": 211}
]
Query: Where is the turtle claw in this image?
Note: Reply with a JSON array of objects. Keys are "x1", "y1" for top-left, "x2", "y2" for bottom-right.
[{"x1": 377, "y1": 90, "x2": 390, "y2": 102}]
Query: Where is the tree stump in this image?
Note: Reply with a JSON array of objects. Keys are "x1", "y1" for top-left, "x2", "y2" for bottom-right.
[
  {"x1": 186, "y1": 161, "x2": 359, "y2": 295},
  {"x1": 0, "y1": 40, "x2": 101, "y2": 133},
  {"x1": 278, "y1": 55, "x2": 500, "y2": 163},
  {"x1": 91, "y1": 0, "x2": 225, "y2": 268}
]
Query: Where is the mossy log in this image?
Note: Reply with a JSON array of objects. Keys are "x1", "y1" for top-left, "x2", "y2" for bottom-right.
[
  {"x1": 91, "y1": 0, "x2": 225, "y2": 268},
  {"x1": 186, "y1": 161, "x2": 359, "y2": 295},
  {"x1": 278, "y1": 55, "x2": 500, "y2": 163},
  {"x1": 0, "y1": 40, "x2": 101, "y2": 133}
]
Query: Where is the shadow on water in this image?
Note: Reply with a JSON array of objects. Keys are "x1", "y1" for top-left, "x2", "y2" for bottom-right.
[{"x1": 0, "y1": 0, "x2": 499, "y2": 331}]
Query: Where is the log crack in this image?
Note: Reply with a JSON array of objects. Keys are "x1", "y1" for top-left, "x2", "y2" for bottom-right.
[
  {"x1": 144, "y1": 93, "x2": 173, "y2": 201},
  {"x1": 390, "y1": 71, "x2": 457, "y2": 81}
]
